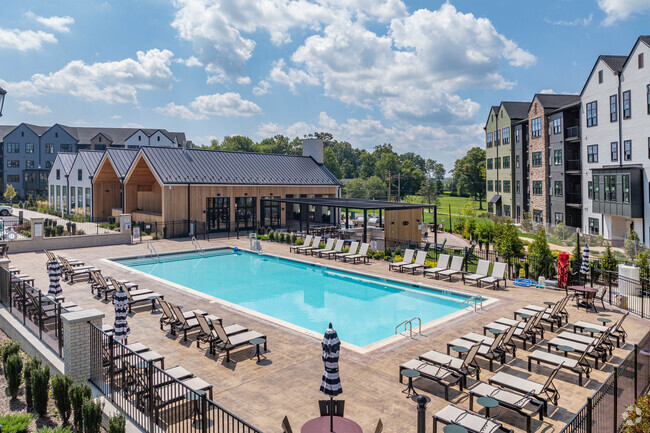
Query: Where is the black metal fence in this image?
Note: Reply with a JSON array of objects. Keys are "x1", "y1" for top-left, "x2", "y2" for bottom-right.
[
  {"x1": 589, "y1": 268, "x2": 650, "y2": 319},
  {"x1": 89, "y1": 324, "x2": 263, "y2": 433},
  {"x1": 560, "y1": 331, "x2": 650, "y2": 433},
  {"x1": 0, "y1": 266, "x2": 65, "y2": 357}
]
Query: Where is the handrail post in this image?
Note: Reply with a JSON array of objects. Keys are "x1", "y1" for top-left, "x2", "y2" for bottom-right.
[
  {"x1": 609, "y1": 272, "x2": 612, "y2": 305},
  {"x1": 201, "y1": 391, "x2": 208, "y2": 433},
  {"x1": 613, "y1": 367, "x2": 618, "y2": 431},
  {"x1": 634, "y1": 344, "x2": 638, "y2": 398},
  {"x1": 38, "y1": 291, "x2": 43, "y2": 340},
  {"x1": 416, "y1": 395, "x2": 427, "y2": 433},
  {"x1": 148, "y1": 360, "x2": 155, "y2": 431},
  {"x1": 57, "y1": 303, "x2": 63, "y2": 357},
  {"x1": 22, "y1": 282, "x2": 26, "y2": 325},
  {"x1": 586, "y1": 396, "x2": 593, "y2": 433},
  {"x1": 607, "y1": 272, "x2": 612, "y2": 305},
  {"x1": 109, "y1": 335, "x2": 115, "y2": 402}
]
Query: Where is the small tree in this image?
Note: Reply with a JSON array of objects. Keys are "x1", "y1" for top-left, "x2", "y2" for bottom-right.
[
  {"x1": 4, "y1": 184, "x2": 16, "y2": 203},
  {"x1": 624, "y1": 230, "x2": 643, "y2": 259},
  {"x1": 31, "y1": 365, "x2": 51, "y2": 417},
  {"x1": 24, "y1": 357, "x2": 42, "y2": 407},
  {"x1": 1, "y1": 340, "x2": 20, "y2": 376},
  {"x1": 528, "y1": 227, "x2": 554, "y2": 279},
  {"x1": 493, "y1": 222, "x2": 525, "y2": 259},
  {"x1": 70, "y1": 381, "x2": 93, "y2": 431},
  {"x1": 601, "y1": 242, "x2": 618, "y2": 272},
  {"x1": 52, "y1": 374, "x2": 73, "y2": 423},
  {"x1": 521, "y1": 211, "x2": 532, "y2": 233},
  {"x1": 82, "y1": 398, "x2": 103, "y2": 433},
  {"x1": 636, "y1": 251, "x2": 649, "y2": 280},
  {"x1": 5, "y1": 353, "x2": 23, "y2": 399},
  {"x1": 108, "y1": 413, "x2": 126, "y2": 433}
]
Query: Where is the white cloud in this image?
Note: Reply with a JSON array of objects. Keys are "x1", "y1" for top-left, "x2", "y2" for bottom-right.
[
  {"x1": 252, "y1": 80, "x2": 271, "y2": 96},
  {"x1": 269, "y1": 59, "x2": 319, "y2": 94},
  {"x1": 17, "y1": 100, "x2": 51, "y2": 116},
  {"x1": 175, "y1": 56, "x2": 203, "y2": 67},
  {"x1": 154, "y1": 102, "x2": 207, "y2": 120},
  {"x1": 544, "y1": 14, "x2": 593, "y2": 26},
  {"x1": 191, "y1": 92, "x2": 262, "y2": 117},
  {"x1": 25, "y1": 12, "x2": 75, "y2": 33},
  {"x1": 236, "y1": 76, "x2": 251, "y2": 85},
  {"x1": 598, "y1": 0, "x2": 650, "y2": 25},
  {"x1": 111, "y1": 114, "x2": 122, "y2": 119},
  {"x1": 0, "y1": 27, "x2": 57, "y2": 51},
  {"x1": 122, "y1": 122, "x2": 144, "y2": 128},
  {"x1": 539, "y1": 89, "x2": 556, "y2": 94},
  {"x1": 4, "y1": 49, "x2": 174, "y2": 104}
]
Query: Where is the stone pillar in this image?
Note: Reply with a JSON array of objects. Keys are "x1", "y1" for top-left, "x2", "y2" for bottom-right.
[
  {"x1": 61, "y1": 309, "x2": 105, "y2": 380},
  {"x1": 31, "y1": 218, "x2": 44, "y2": 240},
  {"x1": 119, "y1": 214, "x2": 132, "y2": 233}
]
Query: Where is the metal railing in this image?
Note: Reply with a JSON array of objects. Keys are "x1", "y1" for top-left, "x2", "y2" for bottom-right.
[
  {"x1": 566, "y1": 159, "x2": 581, "y2": 171},
  {"x1": 590, "y1": 268, "x2": 649, "y2": 319},
  {"x1": 191, "y1": 237, "x2": 205, "y2": 256},
  {"x1": 395, "y1": 317, "x2": 422, "y2": 339},
  {"x1": 566, "y1": 126, "x2": 580, "y2": 140},
  {"x1": 89, "y1": 324, "x2": 263, "y2": 433},
  {"x1": 147, "y1": 242, "x2": 160, "y2": 262},
  {"x1": 461, "y1": 295, "x2": 484, "y2": 311},
  {"x1": 566, "y1": 192, "x2": 582, "y2": 204}
]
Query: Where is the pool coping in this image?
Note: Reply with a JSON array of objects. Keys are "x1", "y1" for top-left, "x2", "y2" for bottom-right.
[{"x1": 104, "y1": 246, "x2": 500, "y2": 354}]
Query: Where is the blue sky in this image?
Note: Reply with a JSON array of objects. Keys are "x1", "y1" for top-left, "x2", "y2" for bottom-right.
[{"x1": 1, "y1": 0, "x2": 649, "y2": 169}]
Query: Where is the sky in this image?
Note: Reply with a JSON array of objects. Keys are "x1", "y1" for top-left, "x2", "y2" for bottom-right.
[{"x1": 0, "y1": 0, "x2": 649, "y2": 169}]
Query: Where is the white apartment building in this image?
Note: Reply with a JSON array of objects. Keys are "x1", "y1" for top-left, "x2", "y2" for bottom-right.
[
  {"x1": 581, "y1": 36, "x2": 650, "y2": 246},
  {"x1": 48, "y1": 150, "x2": 104, "y2": 216}
]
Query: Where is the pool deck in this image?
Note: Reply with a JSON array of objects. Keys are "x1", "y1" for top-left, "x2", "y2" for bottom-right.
[{"x1": 8, "y1": 237, "x2": 650, "y2": 433}]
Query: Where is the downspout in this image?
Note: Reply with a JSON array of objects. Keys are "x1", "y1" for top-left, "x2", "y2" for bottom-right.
[
  {"x1": 89, "y1": 174, "x2": 94, "y2": 219},
  {"x1": 65, "y1": 173, "x2": 69, "y2": 216},
  {"x1": 616, "y1": 71, "x2": 623, "y2": 167},
  {"x1": 187, "y1": 183, "x2": 191, "y2": 236}
]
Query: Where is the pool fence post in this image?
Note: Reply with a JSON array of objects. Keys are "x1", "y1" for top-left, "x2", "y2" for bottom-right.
[{"x1": 416, "y1": 395, "x2": 427, "y2": 433}]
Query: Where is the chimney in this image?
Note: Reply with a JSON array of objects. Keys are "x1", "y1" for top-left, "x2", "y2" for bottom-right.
[{"x1": 302, "y1": 138, "x2": 324, "y2": 164}]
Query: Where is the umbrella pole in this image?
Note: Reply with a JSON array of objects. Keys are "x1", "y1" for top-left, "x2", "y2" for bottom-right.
[{"x1": 330, "y1": 396, "x2": 334, "y2": 432}]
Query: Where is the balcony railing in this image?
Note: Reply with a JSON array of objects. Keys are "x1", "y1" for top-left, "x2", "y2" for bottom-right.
[
  {"x1": 566, "y1": 192, "x2": 582, "y2": 204},
  {"x1": 565, "y1": 126, "x2": 580, "y2": 140},
  {"x1": 565, "y1": 159, "x2": 581, "y2": 171}
]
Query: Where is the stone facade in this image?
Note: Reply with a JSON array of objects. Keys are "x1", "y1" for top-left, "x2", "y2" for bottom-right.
[{"x1": 528, "y1": 96, "x2": 550, "y2": 224}]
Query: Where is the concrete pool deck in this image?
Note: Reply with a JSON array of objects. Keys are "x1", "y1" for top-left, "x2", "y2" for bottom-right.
[{"x1": 7, "y1": 237, "x2": 650, "y2": 433}]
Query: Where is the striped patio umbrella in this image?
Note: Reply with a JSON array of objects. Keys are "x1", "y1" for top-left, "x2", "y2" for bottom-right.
[
  {"x1": 47, "y1": 259, "x2": 62, "y2": 298},
  {"x1": 319, "y1": 323, "x2": 342, "y2": 433},
  {"x1": 580, "y1": 244, "x2": 590, "y2": 275},
  {"x1": 113, "y1": 289, "x2": 131, "y2": 341}
]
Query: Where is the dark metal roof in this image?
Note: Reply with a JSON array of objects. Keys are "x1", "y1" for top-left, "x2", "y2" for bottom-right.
[
  {"x1": 57, "y1": 153, "x2": 77, "y2": 175},
  {"x1": 0, "y1": 125, "x2": 16, "y2": 141},
  {"x1": 77, "y1": 150, "x2": 104, "y2": 176},
  {"x1": 23, "y1": 123, "x2": 50, "y2": 136},
  {"x1": 271, "y1": 197, "x2": 431, "y2": 210},
  {"x1": 600, "y1": 55, "x2": 627, "y2": 72},
  {"x1": 500, "y1": 101, "x2": 530, "y2": 120},
  {"x1": 534, "y1": 94, "x2": 580, "y2": 110},
  {"x1": 139, "y1": 147, "x2": 341, "y2": 186},
  {"x1": 489, "y1": 195, "x2": 502, "y2": 204},
  {"x1": 641, "y1": 36, "x2": 650, "y2": 47},
  {"x1": 107, "y1": 148, "x2": 139, "y2": 178}
]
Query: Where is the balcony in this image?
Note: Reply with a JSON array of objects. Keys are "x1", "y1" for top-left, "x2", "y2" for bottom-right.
[
  {"x1": 565, "y1": 159, "x2": 581, "y2": 172},
  {"x1": 566, "y1": 192, "x2": 582, "y2": 205},
  {"x1": 565, "y1": 126, "x2": 580, "y2": 141}
]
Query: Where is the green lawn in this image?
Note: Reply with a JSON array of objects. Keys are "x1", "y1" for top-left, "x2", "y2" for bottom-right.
[{"x1": 406, "y1": 193, "x2": 484, "y2": 215}]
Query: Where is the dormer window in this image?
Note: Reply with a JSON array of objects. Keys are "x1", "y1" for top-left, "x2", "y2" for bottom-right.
[
  {"x1": 21, "y1": 131, "x2": 24, "y2": 137},
  {"x1": 639, "y1": 53, "x2": 644, "y2": 69},
  {"x1": 157, "y1": 136, "x2": 160, "y2": 141},
  {"x1": 598, "y1": 70, "x2": 603, "y2": 84},
  {"x1": 99, "y1": 136, "x2": 102, "y2": 142},
  {"x1": 138, "y1": 135, "x2": 142, "y2": 141},
  {"x1": 55, "y1": 132, "x2": 58, "y2": 138}
]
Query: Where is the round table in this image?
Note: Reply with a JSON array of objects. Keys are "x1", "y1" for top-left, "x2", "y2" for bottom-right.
[
  {"x1": 250, "y1": 337, "x2": 266, "y2": 364},
  {"x1": 451, "y1": 345, "x2": 469, "y2": 358},
  {"x1": 147, "y1": 296, "x2": 160, "y2": 313},
  {"x1": 443, "y1": 425, "x2": 468, "y2": 433},
  {"x1": 488, "y1": 328, "x2": 503, "y2": 335},
  {"x1": 477, "y1": 396, "x2": 499, "y2": 417},
  {"x1": 301, "y1": 416, "x2": 363, "y2": 433},
  {"x1": 519, "y1": 313, "x2": 532, "y2": 320},
  {"x1": 557, "y1": 345, "x2": 575, "y2": 357},
  {"x1": 401, "y1": 369, "x2": 420, "y2": 398},
  {"x1": 185, "y1": 390, "x2": 206, "y2": 427},
  {"x1": 584, "y1": 327, "x2": 602, "y2": 337},
  {"x1": 544, "y1": 301, "x2": 556, "y2": 307},
  {"x1": 571, "y1": 286, "x2": 598, "y2": 295},
  {"x1": 597, "y1": 317, "x2": 612, "y2": 326}
]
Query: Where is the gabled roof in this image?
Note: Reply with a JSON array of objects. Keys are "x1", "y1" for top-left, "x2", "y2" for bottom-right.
[
  {"x1": 485, "y1": 105, "x2": 500, "y2": 124},
  {"x1": 22, "y1": 123, "x2": 49, "y2": 136},
  {"x1": 0, "y1": 125, "x2": 17, "y2": 141},
  {"x1": 532, "y1": 94, "x2": 580, "y2": 113},
  {"x1": 622, "y1": 35, "x2": 650, "y2": 71},
  {"x1": 580, "y1": 55, "x2": 627, "y2": 96},
  {"x1": 136, "y1": 147, "x2": 341, "y2": 186},
  {"x1": 77, "y1": 150, "x2": 105, "y2": 176},
  {"x1": 50, "y1": 123, "x2": 80, "y2": 141},
  {"x1": 106, "y1": 148, "x2": 139, "y2": 178},
  {"x1": 500, "y1": 101, "x2": 530, "y2": 121},
  {"x1": 56, "y1": 153, "x2": 77, "y2": 175}
]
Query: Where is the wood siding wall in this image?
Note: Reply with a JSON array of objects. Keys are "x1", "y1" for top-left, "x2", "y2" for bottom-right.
[{"x1": 384, "y1": 208, "x2": 422, "y2": 243}]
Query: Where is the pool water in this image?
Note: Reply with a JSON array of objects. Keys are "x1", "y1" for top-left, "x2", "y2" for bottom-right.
[{"x1": 116, "y1": 249, "x2": 473, "y2": 347}]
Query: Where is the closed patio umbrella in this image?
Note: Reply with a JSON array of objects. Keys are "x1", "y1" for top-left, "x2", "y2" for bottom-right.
[
  {"x1": 320, "y1": 323, "x2": 342, "y2": 433},
  {"x1": 113, "y1": 289, "x2": 130, "y2": 341},
  {"x1": 580, "y1": 244, "x2": 590, "y2": 275},
  {"x1": 47, "y1": 259, "x2": 62, "y2": 298}
]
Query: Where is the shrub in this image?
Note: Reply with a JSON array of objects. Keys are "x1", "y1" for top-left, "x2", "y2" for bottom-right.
[
  {"x1": 6, "y1": 353, "x2": 23, "y2": 398},
  {"x1": 107, "y1": 413, "x2": 126, "y2": 433},
  {"x1": 56, "y1": 225, "x2": 64, "y2": 236},
  {"x1": 528, "y1": 227, "x2": 554, "y2": 279},
  {"x1": 69, "y1": 381, "x2": 93, "y2": 431},
  {"x1": 493, "y1": 222, "x2": 524, "y2": 259},
  {"x1": 0, "y1": 413, "x2": 35, "y2": 433},
  {"x1": 625, "y1": 230, "x2": 643, "y2": 259},
  {"x1": 38, "y1": 427, "x2": 73, "y2": 433},
  {"x1": 268, "y1": 230, "x2": 275, "y2": 241},
  {"x1": 621, "y1": 394, "x2": 650, "y2": 433},
  {"x1": 290, "y1": 233, "x2": 297, "y2": 244},
  {"x1": 452, "y1": 216, "x2": 466, "y2": 234},
  {"x1": 82, "y1": 398, "x2": 104, "y2": 433},
  {"x1": 24, "y1": 357, "x2": 42, "y2": 407},
  {"x1": 1, "y1": 340, "x2": 20, "y2": 376},
  {"x1": 637, "y1": 251, "x2": 649, "y2": 280},
  {"x1": 277, "y1": 233, "x2": 285, "y2": 243},
  {"x1": 52, "y1": 374, "x2": 73, "y2": 423},
  {"x1": 31, "y1": 365, "x2": 50, "y2": 417},
  {"x1": 601, "y1": 242, "x2": 618, "y2": 272},
  {"x1": 107, "y1": 216, "x2": 116, "y2": 224},
  {"x1": 295, "y1": 237, "x2": 304, "y2": 246}
]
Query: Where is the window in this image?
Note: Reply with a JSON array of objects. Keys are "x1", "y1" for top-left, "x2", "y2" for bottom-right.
[
  {"x1": 553, "y1": 118, "x2": 561, "y2": 134},
  {"x1": 487, "y1": 180, "x2": 493, "y2": 192},
  {"x1": 503, "y1": 156, "x2": 510, "y2": 169},
  {"x1": 21, "y1": 131, "x2": 24, "y2": 137},
  {"x1": 486, "y1": 132, "x2": 493, "y2": 148},
  {"x1": 553, "y1": 150, "x2": 562, "y2": 165},
  {"x1": 78, "y1": 169, "x2": 83, "y2": 181},
  {"x1": 555, "y1": 213, "x2": 564, "y2": 224},
  {"x1": 24, "y1": 172, "x2": 36, "y2": 184},
  {"x1": 515, "y1": 129, "x2": 520, "y2": 143},
  {"x1": 126, "y1": 145, "x2": 139, "y2": 149},
  {"x1": 39, "y1": 172, "x2": 47, "y2": 185},
  {"x1": 593, "y1": 175, "x2": 600, "y2": 200},
  {"x1": 56, "y1": 169, "x2": 60, "y2": 180},
  {"x1": 516, "y1": 180, "x2": 520, "y2": 194},
  {"x1": 503, "y1": 205, "x2": 511, "y2": 217},
  {"x1": 138, "y1": 135, "x2": 142, "y2": 141},
  {"x1": 624, "y1": 140, "x2": 632, "y2": 160},
  {"x1": 70, "y1": 187, "x2": 76, "y2": 209},
  {"x1": 598, "y1": 70, "x2": 603, "y2": 83},
  {"x1": 60, "y1": 144, "x2": 72, "y2": 152},
  {"x1": 157, "y1": 136, "x2": 161, "y2": 142},
  {"x1": 586, "y1": 101, "x2": 598, "y2": 126},
  {"x1": 516, "y1": 155, "x2": 520, "y2": 168},
  {"x1": 488, "y1": 202, "x2": 494, "y2": 213},
  {"x1": 502, "y1": 127, "x2": 510, "y2": 144},
  {"x1": 647, "y1": 85, "x2": 650, "y2": 114},
  {"x1": 487, "y1": 158, "x2": 493, "y2": 170},
  {"x1": 589, "y1": 218, "x2": 599, "y2": 235},
  {"x1": 648, "y1": 137, "x2": 650, "y2": 159},
  {"x1": 623, "y1": 175, "x2": 630, "y2": 203},
  {"x1": 55, "y1": 132, "x2": 58, "y2": 138},
  {"x1": 7, "y1": 175, "x2": 19, "y2": 182},
  {"x1": 50, "y1": 185, "x2": 54, "y2": 204},
  {"x1": 587, "y1": 145, "x2": 598, "y2": 163},
  {"x1": 610, "y1": 142, "x2": 618, "y2": 161},
  {"x1": 496, "y1": 180, "x2": 501, "y2": 192},
  {"x1": 98, "y1": 136, "x2": 102, "y2": 142},
  {"x1": 495, "y1": 157, "x2": 501, "y2": 169},
  {"x1": 495, "y1": 129, "x2": 501, "y2": 146},
  {"x1": 46, "y1": 161, "x2": 52, "y2": 169},
  {"x1": 503, "y1": 181, "x2": 510, "y2": 193},
  {"x1": 85, "y1": 188, "x2": 91, "y2": 213},
  {"x1": 554, "y1": 181, "x2": 563, "y2": 196},
  {"x1": 7, "y1": 160, "x2": 19, "y2": 168},
  {"x1": 533, "y1": 210, "x2": 543, "y2": 224},
  {"x1": 604, "y1": 175, "x2": 617, "y2": 201},
  {"x1": 531, "y1": 117, "x2": 541, "y2": 137},
  {"x1": 532, "y1": 152, "x2": 542, "y2": 166},
  {"x1": 95, "y1": 144, "x2": 106, "y2": 151},
  {"x1": 610, "y1": 95, "x2": 617, "y2": 122},
  {"x1": 639, "y1": 53, "x2": 644, "y2": 69},
  {"x1": 588, "y1": 181, "x2": 593, "y2": 199},
  {"x1": 532, "y1": 181, "x2": 542, "y2": 195},
  {"x1": 6, "y1": 143, "x2": 19, "y2": 153},
  {"x1": 623, "y1": 91, "x2": 631, "y2": 118},
  {"x1": 25, "y1": 143, "x2": 34, "y2": 153},
  {"x1": 78, "y1": 187, "x2": 83, "y2": 210},
  {"x1": 26, "y1": 160, "x2": 34, "y2": 168},
  {"x1": 45, "y1": 143, "x2": 54, "y2": 154}
]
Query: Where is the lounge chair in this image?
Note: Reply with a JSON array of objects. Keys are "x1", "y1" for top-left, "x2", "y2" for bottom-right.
[
  {"x1": 515, "y1": 297, "x2": 568, "y2": 331},
  {"x1": 446, "y1": 330, "x2": 508, "y2": 372},
  {"x1": 399, "y1": 359, "x2": 463, "y2": 401},
  {"x1": 401, "y1": 251, "x2": 428, "y2": 274},
  {"x1": 423, "y1": 254, "x2": 450, "y2": 279},
  {"x1": 320, "y1": 239, "x2": 344, "y2": 258},
  {"x1": 462, "y1": 260, "x2": 490, "y2": 286},
  {"x1": 111, "y1": 278, "x2": 163, "y2": 313},
  {"x1": 298, "y1": 236, "x2": 322, "y2": 255},
  {"x1": 389, "y1": 249, "x2": 415, "y2": 271},
  {"x1": 310, "y1": 238, "x2": 335, "y2": 256},
  {"x1": 436, "y1": 256, "x2": 465, "y2": 281},
  {"x1": 528, "y1": 345, "x2": 593, "y2": 386},
  {"x1": 290, "y1": 235, "x2": 312, "y2": 253},
  {"x1": 91, "y1": 270, "x2": 141, "y2": 300},
  {"x1": 488, "y1": 365, "x2": 561, "y2": 412},
  {"x1": 211, "y1": 322, "x2": 267, "y2": 362},
  {"x1": 158, "y1": 300, "x2": 212, "y2": 331},
  {"x1": 479, "y1": 262, "x2": 507, "y2": 289},
  {"x1": 343, "y1": 243, "x2": 370, "y2": 264},
  {"x1": 484, "y1": 311, "x2": 542, "y2": 350},
  {"x1": 573, "y1": 311, "x2": 628, "y2": 347},
  {"x1": 419, "y1": 342, "x2": 482, "y2": 387},
  {"x1": 458, "y1": 322, "x2": 518, "y2": 358},
  {"x1": 554, "y1": 329, "x2": 614, "y2": 355},
  {"x1": 433, "y1": 404, "x2": 513, "y2": 433},
  {"x1": 470, "y1": 382, "x2": 544, "y2": 433},
  {"x1": 335, "y1": 241, "x2": 358, "y2": 261},
  {"x1": 194, "y1": 312, "x2": 246, "y2": 349},
  {"x1": 169, "y1": 303, "x2": 218, "y2": 341},
  {"x1": 546, "y1": 331, "x2": 610, "y2": 368},
  {"x1": 45, "y1": 250, "x2": 84, "y2": 267},
  {"x1": 60, "y1": 257, "x2": 96, "y2": 283}
]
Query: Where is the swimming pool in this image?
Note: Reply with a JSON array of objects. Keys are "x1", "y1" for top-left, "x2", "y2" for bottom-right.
[{"x1": 114, "y1": 249, "x2": 480, "y2": 348}]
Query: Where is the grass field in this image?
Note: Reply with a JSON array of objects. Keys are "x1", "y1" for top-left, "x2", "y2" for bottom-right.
[{"x1": 406, "y1": 193, "x2": 483, "y2": 215}]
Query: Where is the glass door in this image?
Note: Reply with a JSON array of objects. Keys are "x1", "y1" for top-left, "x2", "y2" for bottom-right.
[
  {"x1": 261, "y1": 199, "x2": 281, "y2": 228},
  {"x1": 206, "y1": 197, "x2": 230, "y2": 232},
  {"x1": 235, "y1": 197, "x2": 257, "y2": 230}
]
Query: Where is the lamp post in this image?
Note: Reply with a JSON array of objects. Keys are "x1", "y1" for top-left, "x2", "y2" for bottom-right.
[{"x1": 0, "y1": 86, "x2": 6, "y2": 117}]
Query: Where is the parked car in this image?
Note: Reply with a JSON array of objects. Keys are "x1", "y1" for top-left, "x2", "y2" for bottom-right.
[{"x1": 0, "y1": 206, "x2": 12, "y2": 216}]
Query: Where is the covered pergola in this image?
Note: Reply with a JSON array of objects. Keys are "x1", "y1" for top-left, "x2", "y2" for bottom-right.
[{"x1": 271, "y1": 197, "x2": 435, "y2": 244}]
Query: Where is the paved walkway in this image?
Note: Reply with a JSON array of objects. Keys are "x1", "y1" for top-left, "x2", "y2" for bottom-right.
[{"x1": 7, "y1": 238, "x2": 649, "y2": 433}]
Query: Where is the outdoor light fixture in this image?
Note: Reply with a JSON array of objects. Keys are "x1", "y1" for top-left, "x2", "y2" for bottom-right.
[{"x1": 0, "y1": 86, "x2": 6, "y2": 117}]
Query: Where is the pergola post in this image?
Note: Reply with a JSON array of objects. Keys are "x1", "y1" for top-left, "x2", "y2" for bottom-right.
[
  {"x1": 345, "y1": 208, "x2": 349, "y2": 229},
  {"x1": 363, "y1": 209, "x2": 368, "y2": 244},
  {"x1": 379, "y1": 209, "x2": 382, "y2": 228}
]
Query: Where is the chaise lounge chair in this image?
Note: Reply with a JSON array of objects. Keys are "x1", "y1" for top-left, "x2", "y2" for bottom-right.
[
  {"x1": 320, "y1": 240, "x2": 344, "y2": 259},
  {"x1": 546, "y1": 331, "x2": 610, "y2": 368},
  {"x1": 436, "y1": 256, "x2": 465, "y2": 281},
  {"x1": 462, "y1": 260, "x2": 490, "y2": 286},
  {"x1": 469, "y1": 382, "x2": 544, "y2": 433},
  {"x1": 479, "y1": 262, "x2": 507, "y2": 289},
  {"x1": 573, "y1": 311, "x2": 628, "y2": 347},
  {"x1": 527, "y1": 345, "x2": 593, "y2": 386},
  {"x1": 158, "y1": 300, "x2": 213, "y2": 331},
  {"x1": 194, "y1": 312, "x2": 247, "y2": 349},
  {"x1": 169, "y1": 303, "x2": 219, "y2": 341},
  {"x1": 335, "y1": 241, "x2": 358, "y2": 261},
  {"x1": 290, "y1": 235, "x2": 312, "y2": 253},
  {"x1": 344, "y1": 243, "x2": 370, "y2": 264},
  {"x1": 484, "y1": 311, "x2": 543, "y2": 350},
  {"x1": 446, "y1": 329, "x2": 512, "y2": 372},
  {"x1": 401, "y1": 251, "x2": 429, "y2": 274},
  {"x1": 389, "y1": 249, "x2": 415, "y2": 271},
  {"x1": 298, "y1": 236, "x2": 322, "y2": 255},
  {"x1": 211, "y1": 322, "x2": 267, "y2": 362},
  {"x1": 310, "y1": 238, "x2": 335, "y2": 256},
  {"x1": 423, "y1": 254, "x2": 450, "y2": 279},
  {"x1": 419, "y1": 342, "x2": 482, "y2": 387},
  {"x1": 433, "y1": 404, "x2": 513, "y2": 433},
  {"x1": 60, "y1": 257, "x2": 96, "y2": 283},
  {"x1": 488, "y1": 365, "x2": 562, "y2": 411},
  {"x1": 399, "y1": 359, "x2": 463, "y2": 401}
]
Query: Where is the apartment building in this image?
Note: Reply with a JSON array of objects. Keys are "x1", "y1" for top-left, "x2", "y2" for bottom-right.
[
  {"x1": 0, "y1": 123, "x2": 186, "y2": 198},
  {"x1": 513, "y1": 118, "x2": 529, "y2": 222},
  {"x1": 581, "y1": 36, "x2": 650, "y2": 246},
  {"x1": 48, "y1": 150, "x2": 104, "y2": 216}
]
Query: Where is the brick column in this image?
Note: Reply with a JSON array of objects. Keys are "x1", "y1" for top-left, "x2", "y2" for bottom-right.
[{"x1": 61, "y1": 309, "x2": 104, "y2": 380}]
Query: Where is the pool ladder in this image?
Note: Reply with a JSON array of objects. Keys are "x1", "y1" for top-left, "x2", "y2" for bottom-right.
[
  {"x1": 395, "y1": 317, "x2": 422, "y2": 339},
  {"x1": 147, "y1": 241, "x2": 160, "y2": 262},
  {"x1": 191, "y1": 237, "x2": 205, "y2": 256},
  {"x1": 461, "y1": 296, "x2": 484, "y2": 312}
]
